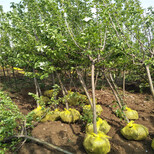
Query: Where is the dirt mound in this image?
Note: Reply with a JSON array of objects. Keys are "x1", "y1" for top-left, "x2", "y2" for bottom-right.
[{"x1": 19, "y1": 121, "x2": 86, "y2": 154}]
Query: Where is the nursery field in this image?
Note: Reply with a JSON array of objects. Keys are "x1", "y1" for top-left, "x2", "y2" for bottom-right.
[
  {"x1": 0, "y1": 71, "x2": 153, "y2": 154},
  {"x1": 0, "y1": 0, "x2": 154, "y2": 153}
]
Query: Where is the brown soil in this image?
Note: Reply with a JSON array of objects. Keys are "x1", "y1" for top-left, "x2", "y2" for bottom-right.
[
  {"x1": 0, "y1": 76, "x2": 154, "y2": 154},
  {"x1": 14, "y1": 88, "x2": 154, "y2": 154}
]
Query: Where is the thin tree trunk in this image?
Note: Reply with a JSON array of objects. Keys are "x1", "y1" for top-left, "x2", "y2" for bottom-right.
[
  {"x1": 56, "y1": 72, "x2": 69, "y2": 109},
  {"x1": 91, "y1": 61, "x2": 97, "y2": 134},
  {"x1": 69, "y1": 71, "x2": 77, "y2": 91},
  {"x1": 84, "y1": 68, "x2": 87, "y2": 85},
  {"x1": 33, "y1": 68, "x2": 40, "y2": 107},
  {"x1": 123, "y1": 69, "x2": 126, "y2": 100},
  {"x1": 104, "y1": 73, "x2": 129, "y2": 123},
  {"x1": 2, "y1": 66, "x2": 6, "y2": 78},
  {"x1": 76, "y1": 69, "x2": 93, "y2": 107},
  {"x1": 36, "y1": 79, "x2": 42, "y2": 96},
  {"x1": 52, "y1": 72, "x2": 55, "y2": 86},
  {"x1": 6, "y1": 67, "x2": 11, "y2": 82},
  {"x1": 95, "y1": 70, "x2": 99, "y2": 89},
  {"x1": 145, "y1": 65, "x2": 154, "y2": 99},
  {"x1": 12, "y1": 66, "x2": 17, "y2": 89},
  {"x1": 109, "y1": 73, "x2": 123, "y2": 104}
]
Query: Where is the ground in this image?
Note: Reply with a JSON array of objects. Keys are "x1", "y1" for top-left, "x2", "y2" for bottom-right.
[
  {"x1": 0, "y1": 73, "x2": 154, "y2": 154},
  {"x1": 11, "y1": 87, "x2": 154, "y2": 154}
]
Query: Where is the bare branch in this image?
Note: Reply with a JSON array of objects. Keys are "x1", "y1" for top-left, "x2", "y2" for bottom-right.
[
  {"x1": 64, "y1": 17, "x2": 85, "y2": 51},
  {"x1": 3, "y1": 135, "x2": 73, "y2": 154}
]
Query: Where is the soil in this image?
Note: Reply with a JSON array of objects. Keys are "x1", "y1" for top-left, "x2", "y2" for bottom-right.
[{"x1": 0, "y1": 74, "x2": 154, "y2": 154}]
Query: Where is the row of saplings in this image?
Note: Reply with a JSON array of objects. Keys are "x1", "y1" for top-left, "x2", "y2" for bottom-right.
[{"x1": 29, "y1": 89, "x2": 154, "y2": 154}]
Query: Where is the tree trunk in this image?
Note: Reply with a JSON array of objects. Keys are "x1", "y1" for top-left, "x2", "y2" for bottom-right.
[
  {"x1": 84, "y1": 68, "x2": 87, "y2": 85},
  {"x1": 12, "y1": 66, "x2": 17, "y2": 89},
  {"x1": 109, "y1": 73, "x2": 123, "y2": 103},
  {"x1": 52, "y1": 72, "x2": 55, "y2": 86},
  {"x1": 145, "y1": 65, "x2": 154, "y2": 99},
  {"x1": 95, "y1": 70, "x2": 99, "y2": 89},
  {"x1": 76, "y1": 69, "x2": 93, "y2": 107},
  {"x1": 91, "y1": 61, "x2": 97, "y2": 134},
  {"x1": 104, "y1": 73, "x2": 129, "y2": 123},
  {"x1": 56, "y1": 72, "x2": 69, "y2": 109},
  {"x1": 2, "y1": 66, "x2": 6, "y2": 78},
  {"x1": 33, "y1": 68, "x2": 41, "y2": 107},
  {"x1": 69, "y1": 71, "x2": 77, "y2": 91},
  {"x1": 123, "y1": 69, "x2": 126, "y2": 100}
]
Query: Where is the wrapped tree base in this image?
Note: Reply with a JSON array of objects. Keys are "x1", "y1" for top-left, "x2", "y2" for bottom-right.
[
  {"x1": 86, "y1": 118, "x2": 111, "y2": 134},
  {"x1": 83, "y1": 105, "x2": 103, "y2": 116},
  {"x1": 33, "y1": 106, "x2": 44, "y2": 117},
  {"x1": 121, "y1": 121, "x2": 149, "y2": 140},
  {"x1": 60, "y1": 108, "x2": 80, "y2": 123},
  {"x1": 125, "y1": 107, "x2": 139, "y2": 120},
  {"x1": 64, "y1": 91, "x2": 88, "y2": 106},
  {"x1": 44, "y1": 89, "x2": 53, "y2": 97},
  {"x1": 41, "y1": 109, "x2": 60, "y2": 122},
  {"x1": 83, "y1": 132, "x2": 111, "y2": 154}
]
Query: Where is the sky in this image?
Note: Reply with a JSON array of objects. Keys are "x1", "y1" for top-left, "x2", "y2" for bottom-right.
[{"x1": 0, "y1": 0, "x2": 154, "y2": 12}]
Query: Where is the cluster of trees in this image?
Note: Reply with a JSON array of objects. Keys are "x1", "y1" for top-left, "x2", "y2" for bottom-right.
[{"x1": 0, "y1": 0, "x2": 153, "y2": 134}]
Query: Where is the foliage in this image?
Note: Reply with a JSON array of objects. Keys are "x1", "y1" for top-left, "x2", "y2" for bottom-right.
[
  {"x1": 0, "y1": 90, "x2": 24, "y2": 153},
  {"x1": 0, "y1": 0, "x2": 153, "y2": 140},
  {"x1": 26, "y1": 105, "x2": 48, "y2": 128},
  {"x1": 48, "y1": 84, "x2": 61, "y2": 107},
  {"x1": 112, "y1": 101, "x2": 126, "y2": 120},
  {"x1": 29, "y1": 84, "x2": 61, "y2": 107},
  {"x1": 81, "y1": 109, "x2": 93, "y2": 124}
]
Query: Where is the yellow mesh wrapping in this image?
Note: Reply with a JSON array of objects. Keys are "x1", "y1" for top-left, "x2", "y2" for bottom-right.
[
  {"x1": 41, "y1": 109, "x2": 60, "y2": 122},
  {"x1": 60, "y1": 108, "x2": 80, "y2": 123},
  {"x1": 121, "y1": 121, "x2": 149, "y2": 140},
  {"x1": 83, "y1": 132, "x2": 111, "y2": 154},
  {"x1": 125, "y1": 107, "x2": 139, "y2": 120},
  {"x1": 83, "y1": 105, "x2": 103, "y2": 116},
  {"x1": 65, "y1": 91, "x2": 88, "y2": 106},
  {"x1": 86, "y1": 118, "x2": 111, "y2": 134},
  {"x1": 152, "y1": 138, "x2": 154, "y2": 150},
  {"x1": 13, "y1": 67, "x2": 25, "y2": 74},
  {"x1": 33, "y1": 106, "x2": 44, "y2": 117},
  {"x1": 44, "y1": 90, "x2": 53, "y2": 97}
]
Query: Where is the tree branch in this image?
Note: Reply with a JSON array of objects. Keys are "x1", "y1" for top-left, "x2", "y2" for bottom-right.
[{"x1": 3, "y1": 135, "x2": 73, "y2": 154}]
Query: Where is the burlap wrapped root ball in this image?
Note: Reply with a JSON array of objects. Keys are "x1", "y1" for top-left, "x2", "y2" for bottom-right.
[
  {"x1": 83, "y1": 105, "x2": 103, "y2": 116},
  {"x1": 151, "y1": 138, "x2": 154, "y2": 150},
  {"x1": 38, "y1": 96, "x2": 50, "y2": 105},
  {"x1": 125, "y1": 107, "x2": 139, "y2": 120},
  {"x1": 60, "y1": 108, "x2": 80, "y2": 123},
  {"x1": 28, "y1": 106, "x2": 47, "y2": 121},
  {"x1": 65, "y1": 91, "x2": 88, "y2": 106},
  {"x1": 121, "y1": 121, "x2": 149, "y2": 140},
  {"x1": 86, "y1": 118, "x2": 111, "y2": 134},
  {"x1": 41, "y1": 109, "x2": 60, "y2": 122},
  {"x1": 44, "y1": 89, "x2": 53, "y2": 97},
  {"x1": 83, "y1": 132, "x2": 111, "y2": 154},
  {"x1": 33, "y1": 106, "x2": 44, "y2": 117}
]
